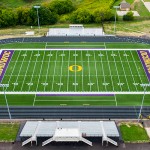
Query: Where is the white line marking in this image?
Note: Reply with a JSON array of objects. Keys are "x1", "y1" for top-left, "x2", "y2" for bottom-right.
[
  {"x1": 117, "y1": 51, "x2": 130, "y2": 91},
  {"x1": 123, "y1": 50, "x2": 138, "y2": 91},
  {"x1": 33, "y1": 51, "x2": 46, "y2": 106},
  {"x1": 44, "y1": 51, "x2": 52, "y2": 92},
  {"x1": 51, "y1": 51, "x2": 59, "y2": 91},
  {"x1": 20, "y1": 51, "x2": 33, "y2": 91}
]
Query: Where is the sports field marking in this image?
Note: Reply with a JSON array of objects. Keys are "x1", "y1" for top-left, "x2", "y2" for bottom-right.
[
  {"x1": 123, "y1": 50, "x2": 138, "y2": 91},
  {"x1": 28, "y1": 51, "x2": 39, "y2": 92},
  {"x1": 11, "y1": 60, "x2": 142, "y2": 62},
  {"x1": 5, "y1": 74, "x2": 146, "y2": 77},
  {"x1": 51, "y1": 51, "x2": 59, "y2": 91},
  {"x1": 105, "y1": 50, "x2": 115, "y2": 91},
  {"x1": 93, "y1": 51, "x2": 100, "y2": 91},
  {"x1": 67, "y1": 50, "x2": 70, "y2": 92},
  {"x1": 75, "y1": 50, "x2": 77, "y2": 91},
  {"x1": 87, "y1": 50, "x2": 92, "y2": 92},
  {"x1": 45, "y1": 42, "x2": 47, "y2": 49},
  {"x1": 130, "y1": 51, "x2": 145, "y2": 90},
  {"x1": 44, "y1": 51, "x2": 52, "y2": 92},
  {"x1": 20, "y1": 51, "x2": 33, "y2": 91},
  {"x1": 4, "y1": 51, "x2": 21, "y2": 91},
  {"x1": 12, "y1": 51, "x2": 27, "y2": 91},
  {"x1": 99, "y1": 51, "x2": 107, "y2": 91},
  {"x1": 59, "y1": 50, "x2": 64, "y2": 91},
  {"x1": 33, "y1": 51, "x2": 46, "y2": 106},
  {"x1": 81, "y1": 50, "x2": 84, "y2": 91},
  {"x1": 117, "y1": 51, "x2": 130, "y2": 91},
  {"x1": 112, "y1": 51, "x2": 122, "y2": 91},
  {"x1": 35, "y1": 99, "x2": 115, "y2": 102}
]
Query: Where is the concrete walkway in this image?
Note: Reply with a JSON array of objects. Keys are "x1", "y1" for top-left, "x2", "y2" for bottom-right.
[{"x1": 141, "y1": 0, "x2": 150, "y2": 12}]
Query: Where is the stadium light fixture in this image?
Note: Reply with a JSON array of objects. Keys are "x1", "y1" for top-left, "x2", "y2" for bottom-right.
[
  {"x1": 33, "y1": 6, "x2": 41, "y2": 33},
  {"x1": 113, "y1": 6, "x2": 120, "y2": 35},
  {"x1": 0, "y1": 84, "x2": 11, "y2": 119},
  {"x1": 138, "y1": 83, "x2": 150, "y2": 122}
]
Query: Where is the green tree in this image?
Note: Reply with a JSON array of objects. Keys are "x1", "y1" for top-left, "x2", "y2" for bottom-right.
[
  {"x1": 49, "y1": 0, "x2": 74, "y2": 15},
  {"x1": 123, "y1": 11, "x2": 134, "y2": 21},
  {"x1": 93, "y1": 8, "x2": 114, "y2": 23},
  {"x1": 70, "y1": 9, "x2": 93, "y2": 24}
]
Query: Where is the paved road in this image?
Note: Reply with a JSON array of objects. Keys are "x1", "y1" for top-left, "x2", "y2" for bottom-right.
[
  {"x1": 0, "y1": 142, "x2": 150, "y2": 150},
  {"x1": 0, "y1": 36, "x2": 150, "y2": 45}
]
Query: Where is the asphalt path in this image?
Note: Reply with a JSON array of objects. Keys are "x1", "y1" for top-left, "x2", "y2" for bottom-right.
[{"x1": 0, "y1": 36, "x2": 150, "y2": 45}]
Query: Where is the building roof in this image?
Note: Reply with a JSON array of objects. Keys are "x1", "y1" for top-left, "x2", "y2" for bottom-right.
[
  {"x1": 120, "y1": 0, "x2": 130, "y2": 9},
  {"x1": 20, "y1": 121, "x2": 119, "y2": 138}
]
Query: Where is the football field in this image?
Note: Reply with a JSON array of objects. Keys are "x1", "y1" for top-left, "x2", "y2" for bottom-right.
[{"x1": 0, "y1": 48, "x2": 150, "y2": 106}]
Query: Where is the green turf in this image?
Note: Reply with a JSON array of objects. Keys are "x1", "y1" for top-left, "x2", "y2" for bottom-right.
[
  {"x1": 120, "y1": 123, "x2": 149, "y2": 142},
  {"x1": 0, "y1": 123, "x2": 20, "y2": 142},
  {"x1": 0, "y1": 42, "x2": 150, "y2": 49},
  {"x1": 0, "y1": 94, "x2": 150, "y2": 106},
  {"x1": 0, "y1": 48, "x2": 150, "y2": 106},
  {"x1": 1, "y1": 50, "x2": 149, "y2": 92}
]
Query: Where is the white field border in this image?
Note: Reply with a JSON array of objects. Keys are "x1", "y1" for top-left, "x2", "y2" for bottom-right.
[
  {"x1": 1, "y1": 49, "x2": 150, "y2": 51},
  {"x1": 0, "y1": 48, "x2": 150, "y2": 94},
  {"x1": 1, "y1": 92, "x2": 150, "y2": 94}
]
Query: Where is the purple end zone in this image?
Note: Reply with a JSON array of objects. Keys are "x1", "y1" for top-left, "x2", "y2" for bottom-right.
[
  {"x1": 36, "y1": 94, "x2": 115, "y2": 97},
  {"x1": 137, "y1": 50, "x2": 150, "y2": 81},
  {"x1": 0, "y1": 50, "x2": 14, "y2": 82}
]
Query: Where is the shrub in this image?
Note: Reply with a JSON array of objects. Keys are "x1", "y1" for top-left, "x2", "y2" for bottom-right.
[{"x1": 123, "y1": 11, "x2": 134, "y2": 21}]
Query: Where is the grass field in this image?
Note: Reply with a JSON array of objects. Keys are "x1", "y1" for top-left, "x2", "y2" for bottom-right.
[{"x1": 0, "y1": 42, "x2": 150, "y2": 106}]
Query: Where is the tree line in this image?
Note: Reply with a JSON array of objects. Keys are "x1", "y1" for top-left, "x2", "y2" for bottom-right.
[{"x1": 0, "y1": 0, "x2": 133, "y2": 28}]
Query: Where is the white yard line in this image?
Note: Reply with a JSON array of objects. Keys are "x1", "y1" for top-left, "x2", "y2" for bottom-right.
[
  {"x1": 105, "y1": 51, "x2": 115, "y2": 91},
  {"x1": 123, "y1": 50, "x2": 138, "y2": 91},
  {"x1": 111, "y1": 51, "x2": 123, "y2": 91},
  {"x1": 33, "y1": 51, "x2": 46, "y2": 106},
  {"x1": 99, "y1": 51, "x2": 107, "y2": 91},
  {"x1": 75, "y1": 50, "x2": 77, "y2": 92},
  {"x1": 117, "y1": 51, "x2": 130, "y2": 91},
  {"x1": 44, "y1": 51, "x2": 52, "y2": 92},
  {"x1": 105, "y1": 51, "x2": 117, "y2": 106},
  {"x1": 59, "y1": 50, "x2": 64, "y2": 91},
  {"x1": 12, "y1": 50, "x2": 27, "y2": 91},
  {"x1": 28, "y1": 51, "x2": 40, "y2": 92},
  {"x1": 5, "y1": 51, "x2": 22, "y2": 91},
  {"x1": 87, "y1": 50, "x2": 92, "y2": 92},
  {"x1": 51, "y1": 51, "x2": 59, "y2": 91},
  {"x1": 130, "y1": 51, "x2": 145, "y2": 89},
  {"x1": 20, "y1": 51, "x2": 33, "y2": 91},
  {"x1": 67, "y1": 50, "x2": 70, "y2": 92},
  {"x1": 81, "y1": 50, "x2": 84, "y2": 91},
  {"x1": 93, "y1": 51, "x2": 100, "y2": 91},
  {"x1": 45, "y1": 42, "x2": 47, "y2": 49}
]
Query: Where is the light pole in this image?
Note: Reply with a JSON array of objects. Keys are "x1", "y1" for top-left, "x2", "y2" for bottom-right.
[
  {"x1": 34, "y1": 6, "x2": 40, "y2": 34},
  {"x1": 113, "y1": 6, "x2": 119, "y2": 35},
  {"x1": 138, "y1": 83, "x2": 150, "y2": 122},
  {"x1": 0, "y1": 84, "x2": 11, "y2": 119}
]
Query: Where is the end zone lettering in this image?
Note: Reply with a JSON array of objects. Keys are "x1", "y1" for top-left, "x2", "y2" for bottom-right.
[
  {"x1": 0, "y1": 50, "x2": 14, "y2": 81},
  {"x1": 140, "y1": 51, "x2": 150, "y2": 74},
  {"x1": 137, "y1": 50, "x2": 150, "y2": 82},
  {"x1": 0, "y1": 51, "x2": 11, "y2": 76}
]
